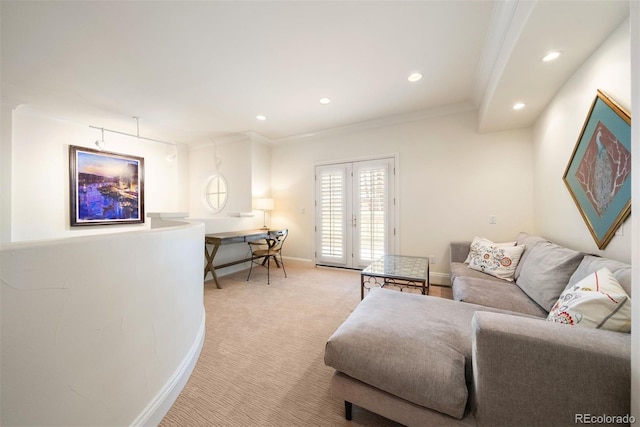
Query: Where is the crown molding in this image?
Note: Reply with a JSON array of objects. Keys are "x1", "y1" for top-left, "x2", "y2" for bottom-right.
[
  {"x1": 271, "y1": 101, "x2": 476, "y2": 145},
  {"x1": 189, "y1": 130, "x2": 273, "y2": 151}
]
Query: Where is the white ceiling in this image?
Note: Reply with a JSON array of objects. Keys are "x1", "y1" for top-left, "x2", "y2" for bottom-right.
[{"x1": 0, "y1": 1, "x2": 630, "y2": 145}]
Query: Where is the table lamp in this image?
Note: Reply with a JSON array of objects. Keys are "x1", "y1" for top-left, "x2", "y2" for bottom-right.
[{"x1": 256, "y1": 198, "x2": 274, "y2": 230}]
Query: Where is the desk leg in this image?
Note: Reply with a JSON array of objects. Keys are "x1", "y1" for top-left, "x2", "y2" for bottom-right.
[{"x1": 204, "y1": 243, "x2": 222, "y2": 289}]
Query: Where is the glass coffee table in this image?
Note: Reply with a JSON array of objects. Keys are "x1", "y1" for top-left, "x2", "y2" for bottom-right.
[{"x1": 361, "y1": 255, "x2": 430, "y2": 299}]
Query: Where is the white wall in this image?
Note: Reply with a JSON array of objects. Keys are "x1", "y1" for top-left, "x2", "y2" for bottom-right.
[
  {"x1": 270, "y1": 108, "x2": 534, "y2": 279},
  {"x1": 630, "y1": 2, "x2": 639, "y2": 420},
  {"x1": 188, "y1": 134, "x2": 273, "y2": 279},
  {"x1": 1, "y1": 221, "x2": 205, "y2": 426},
  {"x1": 188, "y1": 133, "x2": 272, "y2": 218},
  {"x1": 0, "y1": 104, "x2": 13, "y2": 244},
  {"x1": 534, "y1": 17, "x2": 635, "y2": 418},
  {"x1": 189, "y1": 137, "x2": 252, "y2": 218},
  {"x1": 251, "y1": 134, "x2": 272, "y2": 200},
  {"x1": 6, "y1": 106, "x2": 188, "y2": 242},
  {"x1": 532, "y1": 19, "x2": 631, "y2": 263}
]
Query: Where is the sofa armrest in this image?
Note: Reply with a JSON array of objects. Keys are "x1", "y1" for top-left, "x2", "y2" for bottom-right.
[
  {"x1": 471, "y1": 311, "x2": 631, "y2": 427},
  {"x1": 450, "y1": 241, "x2": 471, "y2": 264}
]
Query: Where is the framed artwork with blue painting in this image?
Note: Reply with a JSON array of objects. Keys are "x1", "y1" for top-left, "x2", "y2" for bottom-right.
[
  {"x1": 70, "y1": 145, "x2": 145, "y2": 226},
  {"x1": 563, "y1": 90, "x2": 631, "y2": 249}
]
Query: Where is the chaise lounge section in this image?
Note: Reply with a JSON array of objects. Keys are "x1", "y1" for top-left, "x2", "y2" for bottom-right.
[{"x1": 324, "y1": 233, "x2": 631, "y2": 426}]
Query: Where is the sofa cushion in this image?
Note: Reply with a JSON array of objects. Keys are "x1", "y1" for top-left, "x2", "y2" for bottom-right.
[
  {"x1": 452, "y1": 276, "x2": 547, "y2": 318},
  {"x1": 514, "y1": 233, "x2": 548, "y2": 280},
  {"x1": 515, "y1": 241, "x2": 584, "y2": 312},
  {"x1": 547, "y1": 267, "x2": 632, "y2": 332},
  {"x1": 568, "y1": 255, "x2": 631, "y2": 296},
  {"x1": 467, "y1": 244, "x2": 525, "y2": 282},
  {"x1": 325, "y1": 288, "x2": 507, "y2": 419},
  {"x1": 450, "y1": 262, "x2": 507, "y2": 285},
  {"x1": 450, "y1": 241, "x2": 473, "y2": 264}
]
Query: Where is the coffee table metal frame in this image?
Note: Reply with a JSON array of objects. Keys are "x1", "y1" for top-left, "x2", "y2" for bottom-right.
[{"x1": 360, "y1": 255, "x2": 430, "y2": 299}]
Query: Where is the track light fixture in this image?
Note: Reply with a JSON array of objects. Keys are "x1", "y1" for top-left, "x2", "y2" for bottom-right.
[
  {"x1": 89, "y1": 117, "x2": 177, "y2": 147},
  {"x1": 95, "y1": 128, "x2": 105, "y2": 150}
]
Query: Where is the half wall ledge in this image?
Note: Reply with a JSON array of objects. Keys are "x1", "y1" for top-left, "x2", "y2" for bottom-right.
[{"x1": 0, "y1": 221, "x2": 205, "y2": 426}]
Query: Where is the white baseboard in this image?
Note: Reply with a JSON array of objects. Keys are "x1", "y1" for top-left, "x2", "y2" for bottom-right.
[
  {"x1": 429, "y1": 272, "x2": 451, "y2": 286},
  {"x1": 132, "y1": 310, "x2": 206, "y2": 427},
  {"x1": 213, "y1": 257, "x2": 315, "y2": 279},
  {"x1": 214, "y1": 261, "x2": 251, "y2": 278},
  {"x1": 213, "y1": 256, "x2": 452, "y2": 286}
]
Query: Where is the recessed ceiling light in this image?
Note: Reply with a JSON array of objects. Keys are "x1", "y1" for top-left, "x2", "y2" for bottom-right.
[
  {"x1": 542, "y1": 51, "x2": 562, "y2": 62},
  {"x1": 256, "y1": 115, "x2": 267, "y2": 121},
  {"x1": 408, "y1": 72, "x2": 423, "y2": 82},
  {"x1": 319, "y1": 97, "x2": 331, "y2": 105},
  {"x1": 512, "y1": 102, "x2": 526, "y2": 110}
]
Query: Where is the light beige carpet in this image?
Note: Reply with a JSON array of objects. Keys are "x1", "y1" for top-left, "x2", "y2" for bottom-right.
[{"x1": 160, "y1": 261, "x2": 451, "y2": 427}]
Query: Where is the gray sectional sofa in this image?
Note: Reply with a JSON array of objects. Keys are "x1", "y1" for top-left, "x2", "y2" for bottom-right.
[{"x1": 324, "y1": 232, "x2": 631, "y2": 426}]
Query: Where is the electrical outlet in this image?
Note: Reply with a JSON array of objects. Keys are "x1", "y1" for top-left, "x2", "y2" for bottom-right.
[
  {"x1": 429, "y1": 255, "x2": 436, "y2": 264},
  {"x1": 489, "y1": 215, "x2": 496, "y2": 224}
]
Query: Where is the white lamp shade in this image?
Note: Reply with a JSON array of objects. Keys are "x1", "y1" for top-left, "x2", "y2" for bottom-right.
[{"x1": 256, "y1": 198, "x2": 274, "y2": 211}]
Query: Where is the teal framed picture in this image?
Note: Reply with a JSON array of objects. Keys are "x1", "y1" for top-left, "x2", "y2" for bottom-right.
[{"x1": 563, "y1": 90, "x2": 631, "y2": 249}]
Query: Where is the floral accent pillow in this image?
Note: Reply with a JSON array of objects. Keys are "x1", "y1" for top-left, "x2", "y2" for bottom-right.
[
  {"x1": 464, "y1": 237, "x2": 516, "y2": 264},
  {"x1": 467, "y1": 243, "x2": 525, "y2": 282},
  {"x1": 547, "y1": 267, "x2": 631, "y2": 333}
]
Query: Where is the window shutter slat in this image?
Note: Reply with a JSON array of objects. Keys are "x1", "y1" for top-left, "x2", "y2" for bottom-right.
[
  {"x1": 318, "y1": 169, "x2": 344, "y2": 259},
  {"x1": 358, "y1": 166, "x2": 386, "y2": 262}
]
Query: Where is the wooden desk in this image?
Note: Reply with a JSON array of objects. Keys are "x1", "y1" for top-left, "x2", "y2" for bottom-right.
[{"x1": 204, "y1": 229, "x2": 282, "y2": 288}]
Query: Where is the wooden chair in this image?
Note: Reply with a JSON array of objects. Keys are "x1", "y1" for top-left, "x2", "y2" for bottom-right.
[{"x1": 247, "y1": 229, "x2": 288, "y2": 284}]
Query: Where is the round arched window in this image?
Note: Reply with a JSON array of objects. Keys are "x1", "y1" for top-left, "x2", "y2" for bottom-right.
[{"x1": 203, "y1": 174, "x2": 228, "y2": 213}]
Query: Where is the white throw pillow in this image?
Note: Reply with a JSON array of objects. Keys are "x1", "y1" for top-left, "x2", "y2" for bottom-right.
[
  {"x1": 547, "y1": 267, "x2": 631, "y2": 333},
  {"x1": 464, "y1": 237, "x2": 516, "y2": 264},
  {"x1": 467, "y1": 244, "x2": 525, "y2": 282}
]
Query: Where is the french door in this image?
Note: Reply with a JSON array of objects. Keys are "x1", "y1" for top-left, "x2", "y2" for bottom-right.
[{"x1": 315, "y1": 157, "x2": 395, "y2": 269}]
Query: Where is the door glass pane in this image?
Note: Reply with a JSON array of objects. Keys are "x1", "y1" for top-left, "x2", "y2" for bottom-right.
[
  {"x1": 358, "y1": 166, "x2": 386, "y2": 262},
  {"x1": 318, "y1": 167, "x2": 345, "y2": 261}
]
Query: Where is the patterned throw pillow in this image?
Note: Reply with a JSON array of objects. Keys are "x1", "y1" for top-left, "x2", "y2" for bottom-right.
[
  {"x1": 547, "y1": 267, "x2": 631, "y2": 333},
  {"x1": 467, "y1": 243, "x2": 525, "y2": 282},
  {"x1": 464, "y1": 237, "x2": 516, "y2": 264}
]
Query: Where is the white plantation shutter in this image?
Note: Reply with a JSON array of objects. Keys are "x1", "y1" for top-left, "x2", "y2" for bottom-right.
[
  {"x1": 357, "y1": 165, "x2": 387, "y2": 262},
  {"x1": 316, "y1": 165, "x2": 348, "y2": 266}
]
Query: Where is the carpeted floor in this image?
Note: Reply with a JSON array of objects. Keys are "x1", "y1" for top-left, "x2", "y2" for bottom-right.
[{"x1": 160, "y1": 261, "x2": 452, "y2": 427}]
